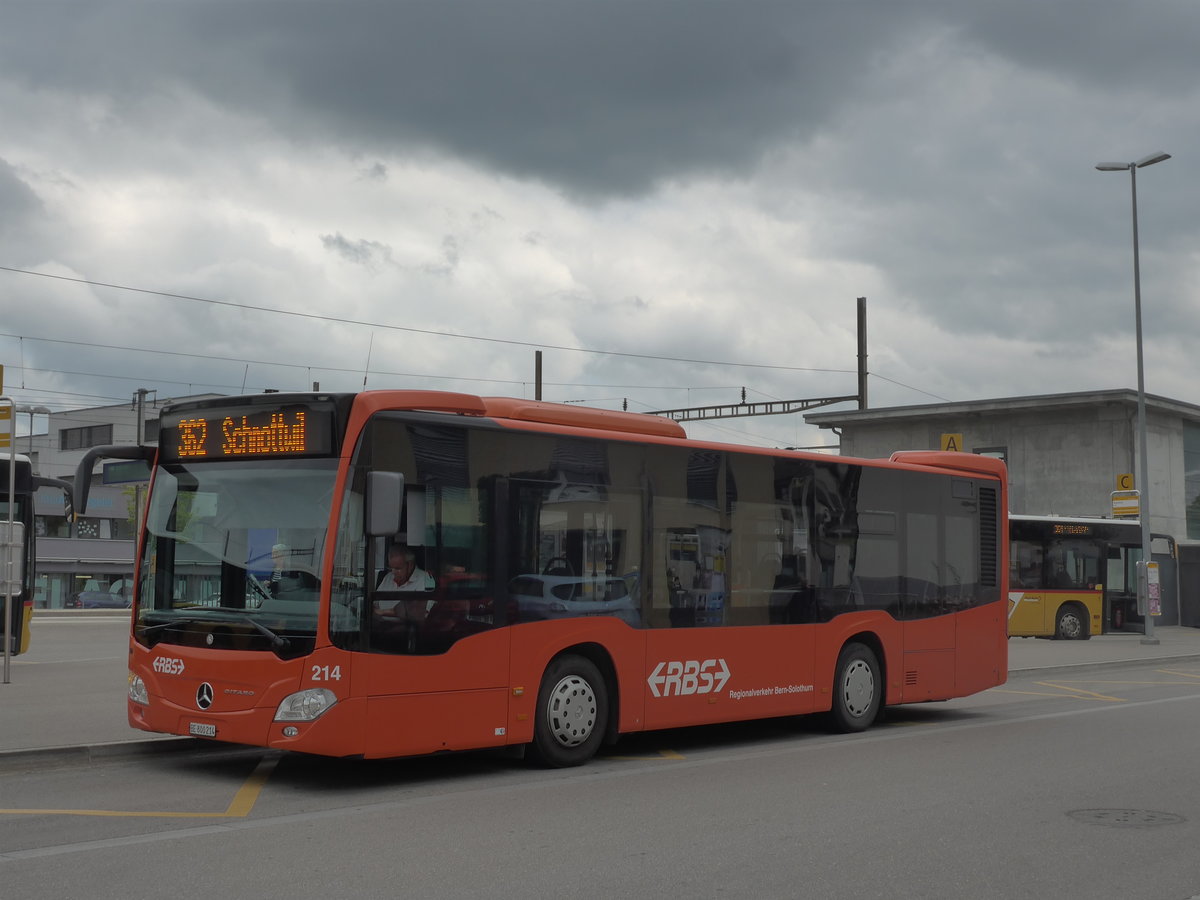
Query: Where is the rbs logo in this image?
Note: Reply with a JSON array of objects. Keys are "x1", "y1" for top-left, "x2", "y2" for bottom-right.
[
  {"x1": 647, "y1": 658, "x2": 730, "y2": 698},
  {"x1": 153, "y1": 656, "x2": 186, "y2": 676}
]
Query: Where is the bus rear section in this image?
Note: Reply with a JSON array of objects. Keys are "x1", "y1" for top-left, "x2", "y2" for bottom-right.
[{"x1": 81, "y1": 391, "x2": 1008, "y2": 766}]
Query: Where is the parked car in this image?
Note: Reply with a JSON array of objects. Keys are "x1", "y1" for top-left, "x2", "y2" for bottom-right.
[
  {"x1": 509, "y1": 573, "x2": 640, "y2": 626},
  {"x1": 67, "y1": 589, "x2": 132, "y2": 609}
]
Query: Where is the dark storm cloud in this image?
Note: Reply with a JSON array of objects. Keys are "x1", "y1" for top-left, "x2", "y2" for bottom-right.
[
  {"x1": 947, "y1": 0, "x2": 1200, "y2": 94},
  {"x1": 6, "y1": 2, "x2": 1195, "y2": 197},
  {"x1": 2, "y1": 1, "x2": 931, "y2": 195}
]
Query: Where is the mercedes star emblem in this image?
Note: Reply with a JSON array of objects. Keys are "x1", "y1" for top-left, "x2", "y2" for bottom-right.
[{"x1": 196, "y1": 682, "x2": 214, "y2": 710}]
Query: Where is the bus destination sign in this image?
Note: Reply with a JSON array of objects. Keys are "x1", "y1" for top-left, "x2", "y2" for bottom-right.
[
  {"x1": 160, "y1": 402, "x2": 335, "y2": 461},
  {"x1": 1052, "y1": 523, "x2": 1092, "y2": 536}
]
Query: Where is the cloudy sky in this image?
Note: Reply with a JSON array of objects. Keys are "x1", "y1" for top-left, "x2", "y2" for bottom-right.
[{"x1": 2, "y1": 1, "x2": 1197, "y2": 451}]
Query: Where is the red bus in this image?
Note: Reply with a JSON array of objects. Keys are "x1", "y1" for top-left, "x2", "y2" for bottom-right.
[{"x1": 74, "y1": 391, "x2": 1008, "y2": 766}]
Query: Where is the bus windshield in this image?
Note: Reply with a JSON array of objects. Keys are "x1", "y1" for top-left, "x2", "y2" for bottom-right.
[{"x1": 136, "y1": 457, "x2": 338, "y2": 655}]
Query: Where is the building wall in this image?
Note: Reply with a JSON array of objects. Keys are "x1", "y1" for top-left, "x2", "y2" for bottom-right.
[{"x1": 832, "y1": 402, "x2": 1185, "y2": 538}]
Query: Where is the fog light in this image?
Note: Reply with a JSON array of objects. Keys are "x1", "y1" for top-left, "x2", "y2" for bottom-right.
[{"x1": 282, "y1": 726, "x2": 299, "y2": 737}]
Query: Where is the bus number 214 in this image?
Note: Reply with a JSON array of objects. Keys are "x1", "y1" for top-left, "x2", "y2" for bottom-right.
[{"x1": 311, "y1": 665, "x2": 343, "y2": 681}]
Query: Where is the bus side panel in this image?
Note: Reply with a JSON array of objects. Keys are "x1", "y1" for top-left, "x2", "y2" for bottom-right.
[
  {"x1": 642, "y1": 624, "x2": 817, "y2": 731},
  {"x1": 1007, "y1": 589, "x2": 1102, "y2": 638},
  {"x1": 358, "y1": 629, "x2": 512, "y2": 758},
  {"x1": 955, "y1": 601, "x2": 1008, "y2": 697},
  {"x1": 901, "y1": 613, "x2": 957, "y2": 702},
  {"x1": 505, "y1": 618, "x2": 648, "y2": 745},
  {"x1": 362, "y1": 690, "x2": 511, "y2": 758},
  {"x1": 1007, "y1": 591, "x2": 1047, "y2": 636},
  {"x1": 809, "y1": 613, "x2": 904, "y2": 710}
]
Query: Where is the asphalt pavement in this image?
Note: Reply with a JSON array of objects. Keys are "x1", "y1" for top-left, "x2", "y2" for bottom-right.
[{"x1": 4, "y1": 611, "x2": 1200, "y2": 768}]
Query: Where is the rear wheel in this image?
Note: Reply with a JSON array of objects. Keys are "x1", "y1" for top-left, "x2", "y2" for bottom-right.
[
  {"x1": 1054, "y1": 605, "x2": 1089, "y2": 640},
  {"x1": 529, "y1": 655, "x2": 608, "y2": 768},
  {"x1": 829, "y1": 642, "x2": 881, "y2": 732}
]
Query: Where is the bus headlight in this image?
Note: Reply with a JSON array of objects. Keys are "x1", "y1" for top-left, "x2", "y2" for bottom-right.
[
  {"x1": 274, "y1": 688, "x2": 338, "y2": 722},
  {"x1": 128, "y1": 673, "x2": 149, "y2": 706}
]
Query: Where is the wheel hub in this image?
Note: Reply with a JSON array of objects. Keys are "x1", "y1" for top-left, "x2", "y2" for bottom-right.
[
  {"x1": 547, "y1": 674, "x2": 597, "y2": 747},
  {"x1": 842, "y1": 659, "x2": 875, "y2": 717}
]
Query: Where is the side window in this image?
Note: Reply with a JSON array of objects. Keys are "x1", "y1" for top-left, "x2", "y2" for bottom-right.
[
  {"x1": 336, "y1": 416, "x2": 498, "y2": 657},
  {"x1": 852, "y1": 511, "x2": 901, "y2": 614},
  {"x1": 368, "y1": 484, "x2": 494, "y2": 655},
  {"x1": 653, "y1": 504, "x2": 730, "y2": 628},
  {"x1": 1107, "y1": 546, "x2": 1129, "y2": 593},
  {"x1": 1011, "y1": 540, "x2": 1043, "y2": 590},
  {"x1": 904, "y1": 511, "x2": 940, "y2": 616},
  {"x1": 943, "y1": 511, "x2": 979, "y2": 608},
  {"x1": 648, "y1": 448, "x2": 735, "y2": 629},
  {"x1": 509, "y1": 478, "x2": 642, "y2": 628},
  {"x1": 810, "y1": 465, "x2": 859, "y2": 621}
]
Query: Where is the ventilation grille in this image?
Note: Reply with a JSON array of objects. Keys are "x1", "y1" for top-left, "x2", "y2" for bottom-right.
[
  {"x1": 979, "y1": 486, "x2": 998, "y2": 587},
  {"x1": 905, "y1": 670, "x2": 919, "y2": 686}
]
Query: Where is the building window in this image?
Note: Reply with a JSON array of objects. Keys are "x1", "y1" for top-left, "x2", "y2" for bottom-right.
[
  {"x1": 60, "y1": 424, "x2": 114, "y2": 451},
  {"x1": 36, "y1": 515, "x2": 71, "y2": 538},
  {"x1": 1184, "y1": 423, "x2": 1200, "y2": 540},
  {"x1": 974, "y1": 446, "x2": 1008, "y2": 463},
  {"x1": 75, "y1": 517, "x2": 101, "y2": 539}
]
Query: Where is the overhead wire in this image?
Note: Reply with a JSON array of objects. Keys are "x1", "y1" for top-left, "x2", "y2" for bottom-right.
[
  {"x1": 0, "y1": 265, "x2": 856, "y2": 375},
  {"x1": 1, "y1": 265, "x2": 948, "y2": 422}
]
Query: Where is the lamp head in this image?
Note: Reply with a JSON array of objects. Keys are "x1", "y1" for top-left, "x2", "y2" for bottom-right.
[{"x1": 1135, "y1": 151, "x2": 1171, "y2": 168}]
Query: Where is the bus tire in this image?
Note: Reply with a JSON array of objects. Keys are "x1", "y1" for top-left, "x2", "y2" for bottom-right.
[
  {"x1": 529, "y1": 654, "x2": 608, "y2": 768},
  {"x1": 1054, "y1": 605, "x2": 1089, "y2": 641},
  {"x1": 829, "y1": 642, "x2": 881, "y2": 733}
]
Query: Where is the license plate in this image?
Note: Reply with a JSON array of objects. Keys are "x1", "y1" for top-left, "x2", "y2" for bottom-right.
[{"x1": 189, "y1": 722, "x2": 217, "y2": 738}]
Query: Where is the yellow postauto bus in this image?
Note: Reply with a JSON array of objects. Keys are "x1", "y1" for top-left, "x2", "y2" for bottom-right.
[{"x1": 1008, "y1": 515, "x2": 1175, "y2": 640}]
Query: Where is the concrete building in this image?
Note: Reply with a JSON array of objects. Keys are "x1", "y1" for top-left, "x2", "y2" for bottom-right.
[
  {"x1": 805, "y1": 389, "x2": 1200, "y2": 540},
  {"x1": 14, "y1": 394, "x2": 218, "y2": 608},
  {"x1": 806, "y1": 389, "x2": 1200, "y2": 627}
]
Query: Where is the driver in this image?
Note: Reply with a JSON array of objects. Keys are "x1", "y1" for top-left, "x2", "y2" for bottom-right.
[{"x1": 376, "y1": 543, "x2": 435, "y2": 592}]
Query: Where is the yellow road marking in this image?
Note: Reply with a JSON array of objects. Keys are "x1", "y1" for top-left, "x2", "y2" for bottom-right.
[
  {"x1": 991, "y1": 683, "x2": 1125, "y2": 702},
  {"x1": 222, "y1": 754, "x2": 278, "y2": 816},
  {"x1": 0, "y1": 755, "x2": 278, "y2": 818},
  {"x1": 1157, "y1": 669, "x2": 1200, "y2": 679},
  {"x1": 1036, "y1": 681, "x2": 1126, "y2": 702},
  {"x1": 607, "y1": 749, "x2": 685, "y2": 761}
]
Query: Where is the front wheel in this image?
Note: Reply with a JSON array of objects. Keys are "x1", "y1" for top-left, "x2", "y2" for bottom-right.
[
  {"x1": 529, "y1": 655, "x2": 608, "y2": 768},
  {"x1": 829, "y1": 642, "x2": 881, "y2": 733},
  {"x1": 1054, "y1": 605, "x2": 1089, "y2": 640}
]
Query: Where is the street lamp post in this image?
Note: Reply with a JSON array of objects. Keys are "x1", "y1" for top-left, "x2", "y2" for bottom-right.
[{"x1": 1096, "y1": 151, "x2": 1171, "y2": 645}]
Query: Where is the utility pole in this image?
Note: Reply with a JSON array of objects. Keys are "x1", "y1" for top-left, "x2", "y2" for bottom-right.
[
  {"x1": 132, "y1": 388, "x2": 156, "y2": 445},
  {"x1": 131, "y1": 389, "x2": 156, "y2": 542},
  {"x1": 857, "y1": 297, "x2": 868, "y2": 409},
  {"x1": 648, "y1": 298, "x2": 869, "y2": 423}
]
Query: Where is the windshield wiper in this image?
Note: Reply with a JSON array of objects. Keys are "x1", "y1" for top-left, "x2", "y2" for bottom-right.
[
  {"x1": 136, "y1": 612, "x2": 291, "y2": 650},
  {"x1": 244, "y1": 616, "x2": 291, "y2": 650}
]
